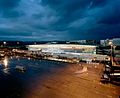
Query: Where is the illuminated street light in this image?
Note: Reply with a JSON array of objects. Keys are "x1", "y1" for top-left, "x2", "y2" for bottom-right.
[
  {"x1": 108, "y1": 40, "x2": 114, "y2": 66},
  {"x1": 3, "y1": 41, "x2": 6, "y2": 46},
  {"x1": 108, "y1": 41, "x2": 112, "y2": 46}
]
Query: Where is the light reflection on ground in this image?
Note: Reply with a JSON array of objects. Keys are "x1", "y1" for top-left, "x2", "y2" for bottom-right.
[
  {"x1": 0, "y1": 57, "x2": 68, "y2": 98},
  {"x1": 0, "y1": 57, "x2": 119, "y2": 98}
]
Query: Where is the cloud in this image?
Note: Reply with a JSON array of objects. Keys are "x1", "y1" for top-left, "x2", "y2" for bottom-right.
[
  {"x1": 0, "y1": 0, "x2": 120, "y2": 40},
  {"x1": 66, "y1": 0, "x2": 120, "y2": 39},
  {"x1": 0, "y1": 0, "x2": 22, "y2": 18}
]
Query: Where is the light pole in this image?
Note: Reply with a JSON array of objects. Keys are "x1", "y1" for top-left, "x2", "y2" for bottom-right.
[
  {"x1": 109, "y1": 41, "x2": 114, "y2": 66},
  {"x1": 113, "y1": 45, "x2": 116, "y2": 66}
]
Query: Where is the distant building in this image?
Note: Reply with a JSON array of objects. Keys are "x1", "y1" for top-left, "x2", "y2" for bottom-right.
[
  {"x1": 100, "y1": 39, "x2": 111, "y2": 46},
  {"x1": 100, "y1": 40, "x2": 105, "y2": 46},
  {"x1": 27, "y1": 44, "x2": 97, "y2": 54},
  {"x1": 100, "y1": 38, "x2": 120, "y2": 46},
  {"x1": 78, "y1": 40, "x2": 86, "y2": 44},
  {"x1": 86, "y1": 40, "x2": 98, "y2": 45},
  {"x1": 112, "y1": 38, "x2": 120, "y2": 46},
  {"x1": 67, "y1": 40, "x2": 87, "y2": 45}
]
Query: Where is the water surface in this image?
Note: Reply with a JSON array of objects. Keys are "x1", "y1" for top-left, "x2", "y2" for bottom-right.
[{"x1": 0, "y1": 57, "x2": 68, "y2": 98}]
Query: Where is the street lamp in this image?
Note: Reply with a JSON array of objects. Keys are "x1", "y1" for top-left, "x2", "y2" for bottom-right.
[
  {"x1": 113, "y1": 45, "x2": 116, "y2": 65},
  {"x1": 108, "y1": 41, "x2": 114, "y2": 66},
  {"x1": 3, "y1": 41, "x2": 6, "y2": 46}
]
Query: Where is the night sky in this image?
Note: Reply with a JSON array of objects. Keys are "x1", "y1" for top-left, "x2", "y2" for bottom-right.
[{"x1": 0, "y1": 0, "x2": 120, "y2": 41}]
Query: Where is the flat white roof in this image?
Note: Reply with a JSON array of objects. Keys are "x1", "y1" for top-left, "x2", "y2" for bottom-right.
[{"x1": 27, "y1": 44, "x2": 97, "y2": 49}]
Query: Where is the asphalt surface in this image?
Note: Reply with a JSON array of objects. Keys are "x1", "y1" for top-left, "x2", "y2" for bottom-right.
[{"x1": 0, "y1": 57, "x2": 120, "y2": 98}]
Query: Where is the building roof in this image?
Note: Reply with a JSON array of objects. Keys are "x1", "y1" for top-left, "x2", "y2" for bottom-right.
[{"x1": 27, "y1": 44, "x2": 97, "y2": 49}]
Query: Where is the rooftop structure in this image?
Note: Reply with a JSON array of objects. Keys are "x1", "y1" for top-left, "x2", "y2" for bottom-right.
[
  {"x1": 112, "y1": 38, "x2": 120, "y2": 46},
  {"x1": 27, "y1": 44, "x2": 110, "y2": 62},
  {"x1": 27, "y1": 44, "x2": 97, "y2": 53}
]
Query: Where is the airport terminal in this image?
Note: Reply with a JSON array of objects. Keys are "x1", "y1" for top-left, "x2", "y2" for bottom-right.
[{"x1": 27, "y1": 44, "x2": 110, "y2": 62}]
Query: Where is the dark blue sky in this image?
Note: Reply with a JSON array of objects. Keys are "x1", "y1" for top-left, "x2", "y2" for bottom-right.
[{"x1": 0, "y1": 0, "x2": 120, "y2": 41}]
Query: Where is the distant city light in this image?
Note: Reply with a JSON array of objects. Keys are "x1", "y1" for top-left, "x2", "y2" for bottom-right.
[
  {"x1": 3, "y1": 41, "x2": 6, "y2": 45},
  {"x1": 17, "y1": 42, "x2": 19, "y2": 44},
  {"x1": 109, "y1": 41, "x2": 113, "y2": 46}
]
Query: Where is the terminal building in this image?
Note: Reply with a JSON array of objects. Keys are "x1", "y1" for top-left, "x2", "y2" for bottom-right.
[
  {"x1": 27, "y1": 44, "x2": 97, "y2": 55},
  {"x1": 27, "y1": 44, "x2": 110, "y2": 62}
]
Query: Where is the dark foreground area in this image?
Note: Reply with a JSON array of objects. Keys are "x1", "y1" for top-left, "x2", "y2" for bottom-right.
[{"x1": 0, "y1": 57, "x2": 119, "y2": 98}]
